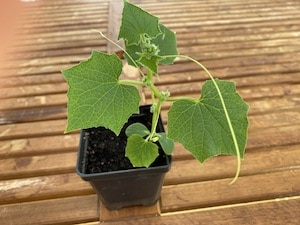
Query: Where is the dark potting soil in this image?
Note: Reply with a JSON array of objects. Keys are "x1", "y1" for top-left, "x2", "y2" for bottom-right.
[{"x1": 82, "y1": 110, "x2": 168, "y2": 174}]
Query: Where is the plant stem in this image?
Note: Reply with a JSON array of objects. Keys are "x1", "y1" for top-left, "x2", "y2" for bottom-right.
[
  {"x1": 147, "y1": 70, "x2": 156, "y2": 104},
  {"x1": 166, "y1": 96, "x2": 198, "y2": 102},
  {"x1": 148, "y1": 97, "x2": 163, "y2": 141},
  {"x1": 119, "y1": 79, "x2": 145, "y2": 86}
]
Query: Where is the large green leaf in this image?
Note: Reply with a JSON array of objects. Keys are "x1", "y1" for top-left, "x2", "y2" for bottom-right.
[
  {"x1": 118, "y1": 0, "x2": 161, "y2": 45},
  {"x1": 62, "y1": 51, "x2": 140, "y2": 134},
  {"x1": 125, "y1": 134, "x2": 159, "y2": 167},
  {"x1": 168, "y1": 79, "x2": 249, "y2": 163}
]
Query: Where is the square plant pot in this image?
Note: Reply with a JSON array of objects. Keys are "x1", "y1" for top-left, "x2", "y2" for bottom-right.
[{"x1": 76, "y1": 105, "x2": 172, "y2": 210}]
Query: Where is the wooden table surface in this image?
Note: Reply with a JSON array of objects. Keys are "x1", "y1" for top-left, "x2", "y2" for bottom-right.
[{"x1": 0, "y1": 0, "x2": 299, "y2": 224}]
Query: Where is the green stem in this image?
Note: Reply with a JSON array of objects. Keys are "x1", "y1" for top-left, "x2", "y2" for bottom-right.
[
  {"x1": 147, "y1": 70, "x2": 156, "y2": 104},
  {"x1": 148, "y1": 97, "x2": 163, "y2": 141},
  {"x1": 149, "y1": 83, "x2": 162, "y2": 99},
  {"x1": 145, "y1": 68, "x2": 163, "y2": 141},
  {"x1": 119, "y1": 79, "x2": 145, "y2": 87},
  {"x1": 166, "y1": 96, "x2": 198, "y2": 102},
  {"x1": 162, "y1": 54, "x2": 241, "y2": 184}
]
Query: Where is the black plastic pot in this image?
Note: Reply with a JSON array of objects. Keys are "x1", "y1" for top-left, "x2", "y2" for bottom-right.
[{"x1": 76, "y1": 105, "x2": 172, "y2": 210}]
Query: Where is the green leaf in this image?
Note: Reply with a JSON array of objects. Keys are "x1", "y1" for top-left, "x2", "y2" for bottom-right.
[
  {"x1": 124, "y1": 43, "x2": 161, "y2": 73},
  {"x1": 137, "y1": 55, "x2": 161, "y2": 73},
  {"x1": 118, "y1": 0, "x2": 161, "y2": 45},
  {"x1": 125, "y1": 134, "x2": 159, "y2": 167},
  {"x1": 157, "y1": 133, "x2": 175, "y2": 155},
  {"x1": 124, "y1": 43, "x2": 141, "y2": 67},
  {"x1": 62, "y1": 51, "x2": 140, "y2": 134},
  {"x1": 168, "y1": 79, "x2": 249, "y2": 163},
  {"x1": 125, "y1": 123, "x2": 150, "y2": 137},
  {"x1": 153, "y1": 24, "x2": 178, "y2": 65},
  {"x1": 124, "y1": 24, "x2": 178, "y2": 72}
]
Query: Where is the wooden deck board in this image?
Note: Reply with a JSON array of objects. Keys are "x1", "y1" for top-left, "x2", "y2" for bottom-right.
[
  {"x1": 102, "y1": 197, "x2": 300, "y2": 225},
  {"x1": 0, "y1": 0, "x2": 299, "y2": 224}
]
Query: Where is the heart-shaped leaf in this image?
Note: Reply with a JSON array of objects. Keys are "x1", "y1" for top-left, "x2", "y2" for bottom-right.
[
  {"x1": 125, "y1": 134, "x2": 159, "y2": 167},
  {"x1": 168, "y1": 79, "x2": 249, "y2": 163},
  {"x1": 62, "y1": 51, "x2": 140, "y2": 134}
]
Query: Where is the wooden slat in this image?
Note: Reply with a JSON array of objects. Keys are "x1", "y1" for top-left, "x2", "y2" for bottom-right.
[
  {"x1": 103, "y1": 197, "x2": 300, "y2": 225},
  {"x1": 0, "y1": 195, "x2": 99, "y2": 225},
  {"x1": 0, "y1": 173, "x2": 92, "y2": 205},
  {"x1": 162, "y1": 169, "x2": 300, "y2": 212},
  {"x1": 0, "y1": 83, "x2": 67, "y2": 99},
  {"x1": 0, "y1": 73, "x2": 64, "y2": 87},
  {"x1": 0, "y1": 94, "x2": 67, "y2": 110},
  {"x1": 0, "y1": 119, "x2": 67, "y2": 140},
  {"x1": 0, "y1": 152, "x2": 77, "y2": 180},
  {"x1": 0, "y1": 134, "x2": 78, "y2": 158}
]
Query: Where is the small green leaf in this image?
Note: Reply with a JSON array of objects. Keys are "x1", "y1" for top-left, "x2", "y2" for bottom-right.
[
  {"x1": 125, "y1": 134, "x2": 159, "y2": 167},
  {"x1": 125, "y1": 123, "x2": 150, "y2": 137},
  {"x1": 157, "y1": 133, "x2": 175, "y2": 155},
  {"x1": 62, "y1": 51, "x2": 140, "y2": 134},
  {"x1": 124, "y1": 24, "x2": 178, "y2": 72},
  {"x1": 118, "y1": 0, "x2": 161, "y2": 45},
  {"x1": 137, "y1": 55, "x2": 161, "y2": 73},
  {"x1": 168, "y1": 79, "x2": 249, "y2": 163},
  {"x1": 124, "y1": 42, "x2": 161, "y2": 73}
]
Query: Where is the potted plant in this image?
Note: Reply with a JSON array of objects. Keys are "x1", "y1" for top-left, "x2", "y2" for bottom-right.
[{"x1": 62, "y1": 0, "x2": 249, "y2": 210}]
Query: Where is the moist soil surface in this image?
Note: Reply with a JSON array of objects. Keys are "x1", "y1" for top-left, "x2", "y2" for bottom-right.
[{"x1": 82, "y1": 108, "x2": 168, "y2": 174}]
